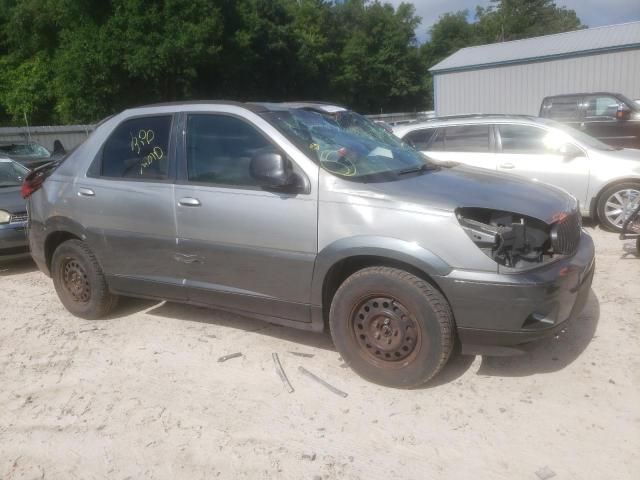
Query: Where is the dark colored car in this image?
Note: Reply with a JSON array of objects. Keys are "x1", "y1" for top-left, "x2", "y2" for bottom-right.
[
  {"x1": 0, "y1": 158, "x2": 29, "y2": 261},
  {"x1": 540, "y1": 92, "x2": 640, "y2": 149},
  {"x1": 0, "y1": 141, "x2": 60, "y2": 170},
  {"x1": 25, "y1": 101, "x2": 594, "y2": 388}
]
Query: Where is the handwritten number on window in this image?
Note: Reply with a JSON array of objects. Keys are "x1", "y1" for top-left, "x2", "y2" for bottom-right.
[{"x1": 129, "y1": 129, "x2": 161, "y2": 173}]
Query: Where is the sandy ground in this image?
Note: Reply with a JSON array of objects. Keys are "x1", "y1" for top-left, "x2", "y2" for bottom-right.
[{"x1": 0, "y1": 225, "x2": 638, "y2": 480}]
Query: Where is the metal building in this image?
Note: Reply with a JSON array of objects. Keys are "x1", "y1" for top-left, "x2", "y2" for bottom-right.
[{"x1": 430, "y1": 21, "x2": 640, "y2": 116}]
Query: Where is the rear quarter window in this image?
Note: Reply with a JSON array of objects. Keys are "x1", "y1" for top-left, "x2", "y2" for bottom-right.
[
  {"x1": 541, "y1": 97, "x2": 581, "y2": 121},
  {"x1": 403, "y1": 128, "x2": 438, "y2": 150},
  {"x1": 100, "y1": 115, "x2": 172, "y2": 179}
]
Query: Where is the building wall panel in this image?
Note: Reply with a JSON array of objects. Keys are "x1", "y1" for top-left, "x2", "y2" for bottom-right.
[{"x1": 434, "y1": 49, "x2": 640, "y2": 116}]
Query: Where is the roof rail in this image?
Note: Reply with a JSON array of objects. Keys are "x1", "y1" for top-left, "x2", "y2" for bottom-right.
[{"x1": 423, "y1": 113, "x2": 537, "y2": 121}]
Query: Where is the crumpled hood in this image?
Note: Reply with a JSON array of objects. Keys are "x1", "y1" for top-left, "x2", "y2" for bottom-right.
[
  {"x1": 0, "y1": 186, "x2": 27, "y2": 214},
  {"x1": 361, "y1": 165, "x2": 577, "y2": 224}
]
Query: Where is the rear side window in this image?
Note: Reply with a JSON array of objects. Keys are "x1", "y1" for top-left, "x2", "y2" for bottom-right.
[
  {"x1": 186, "y1": 114, "x2": 276, "y2": 187},
  {"x1": 440, "y1": 125, "x2": 490, "y2": 152},
  {"x1": 584, "y1": 95, "x2": 620, "y2": 119},
  {"x1": 101, "y1": 116, "x2": 172, "y2": 179},
  {"x1": 541, "y1": 97, "x2": 581, "y2": 121},
  {"x1": 498, "y1": 124, "x2": 549, "y2": 154},
  {"x1": 403, "y1": 128, "x2": 438, "y2": 150}
]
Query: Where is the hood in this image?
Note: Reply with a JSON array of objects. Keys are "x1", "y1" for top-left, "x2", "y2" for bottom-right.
[
  {"x1": 360, "y1": 165, "x2": 577, "y2": 225},
  {"x1": 0, "y1": 186, "x2": 27, "y2": 214}
]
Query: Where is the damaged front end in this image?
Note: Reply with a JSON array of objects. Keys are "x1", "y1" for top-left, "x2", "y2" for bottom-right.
[{"x1": 457, "y1": 207, "x2": 581, "y2": 270}]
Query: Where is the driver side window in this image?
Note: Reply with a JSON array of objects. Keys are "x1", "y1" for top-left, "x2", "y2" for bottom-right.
[{"x1": 498, "y1": 124, "x2": 551, "y2": 154}]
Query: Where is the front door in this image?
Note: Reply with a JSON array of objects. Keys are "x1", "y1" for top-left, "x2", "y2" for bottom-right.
[
  {"x1": 495, "y1": 123, "x2": 590, "y2": 210},
  {"x1": 582, "y1": 94, "x2": 638, "y2": 148},
  {"x1": 174, "y1": 112, "x2": 318, "y2": 322}
]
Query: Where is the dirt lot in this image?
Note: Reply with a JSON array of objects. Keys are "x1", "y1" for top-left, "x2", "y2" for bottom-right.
[{"x1": 0, "y1": 225, "x2": 638, "y2": 480}]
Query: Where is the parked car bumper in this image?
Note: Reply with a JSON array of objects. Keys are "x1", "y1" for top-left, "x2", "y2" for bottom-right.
[
  {"x1": 0, "y1": 221, "x2": 30, "y2": 260},
  {"x1": 436, "y1": 230, "x2": 595, "y2": 355}
]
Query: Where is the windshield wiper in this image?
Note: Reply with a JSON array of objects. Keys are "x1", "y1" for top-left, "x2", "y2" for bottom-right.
[{"x1": 396, "y1": 163, "x2": 434, "y2": 175}]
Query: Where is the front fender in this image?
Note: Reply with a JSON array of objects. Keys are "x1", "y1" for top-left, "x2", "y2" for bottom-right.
[{"x1": 310, "y1": 236, "x2": 452, "y2": 306}]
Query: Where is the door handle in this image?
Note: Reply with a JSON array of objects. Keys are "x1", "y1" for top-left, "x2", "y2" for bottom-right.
[
  {"x1": 78, "y1": 188, "x2": 95, "y2": 197},
  {"x1": 178, "y1": 197, "x2": 201, "y2": 207},
  {"x1": 499, "y1": 163, "x2": 515, "y2": 169}
]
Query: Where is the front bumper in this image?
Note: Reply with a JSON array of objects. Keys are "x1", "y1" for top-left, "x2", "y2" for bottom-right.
[
  {"x1": 436, "y1": 230, "x2": 595, "y2": 355},
  {"x1": 0, "y1": 221, "x2": 30, "y2": 260}
]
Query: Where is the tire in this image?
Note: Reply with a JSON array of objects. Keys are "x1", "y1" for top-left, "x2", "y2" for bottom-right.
[
  {"x1": 51, "y1": 239, "x2": 118, "y2": 319},
  {"x1": 329, "y1": 267, "x2": 454, "y2": 388},
  {"x1": 597, "y1": 181, "x2": 640, "y2": 232}
]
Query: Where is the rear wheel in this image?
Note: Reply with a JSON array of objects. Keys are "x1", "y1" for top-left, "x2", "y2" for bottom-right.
[
  {"x1": 51, "y1": 240, "x2": 118, "y2": 319},
  {"x1": 329, "y1": 267, "x2": 454, "y2": 388},
  {"x1": 597, "y1": 181, "x2": 640, "y2": 231}
]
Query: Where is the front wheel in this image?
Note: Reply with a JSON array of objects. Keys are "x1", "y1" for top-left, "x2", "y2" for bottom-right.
[
  {"x1": 329, "y1": 267, "x2": 454, "y2": 388},
  {"x1": 51, "y1": 239, "x2": 118, "y2": 319},
  {"x1": 597, "y1": 182, "x2": 640, "y2": 232}
]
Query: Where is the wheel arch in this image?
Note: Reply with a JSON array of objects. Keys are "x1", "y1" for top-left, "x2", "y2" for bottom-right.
[
  {"x1": 42, "y1": 217, "x2": 92, "y2": 273},
  {"x1": 589, "y1": 176, "x2": 640, "y2": 220},
  {"x1": 312, "y1": 237, "x2": 453, "y2": 324}
]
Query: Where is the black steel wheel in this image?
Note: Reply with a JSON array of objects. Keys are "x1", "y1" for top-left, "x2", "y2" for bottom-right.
[
  {"x1": 61, "y1": 258, "x2": 91, "y2": 303},
  {"x1": 330, "y1": 266, "x2": 454, "y2": 388},
  {"x1": 351, "y1": 296, "x2": 421, "y2": 365}
]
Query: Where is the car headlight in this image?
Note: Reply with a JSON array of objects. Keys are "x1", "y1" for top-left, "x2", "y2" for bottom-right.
[
  {"x1": 457, "y1": 207, "x2": 554, "y2": 270},
  {"x1": 0, "y1": 210, "x2": 10, "y2": 224}
]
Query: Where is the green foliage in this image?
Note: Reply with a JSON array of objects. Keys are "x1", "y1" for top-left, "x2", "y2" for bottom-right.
[
  {"x1": 425, "y1": 0, "x2": 583, "y2": 70},
  {"x1": 476, "y1": 0, "x2": 583, "y2": 42},
  {"x1": 0, "y1": 0, "x2": 584, "y2": 125}
]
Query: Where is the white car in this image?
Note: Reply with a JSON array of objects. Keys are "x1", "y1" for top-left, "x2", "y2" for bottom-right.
[{"x1": 394, "y1": 115, "x2": 640, "y2": 231}]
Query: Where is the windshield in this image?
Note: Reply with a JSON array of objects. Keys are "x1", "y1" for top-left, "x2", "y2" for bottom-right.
[
  {"x1": 262, "y1": 108, "x2": 432, "y2": 182},
  {"x1": 538, "y1": 118, "x2": 617, "y2": 151},
  {"x1": 0, "y1": 143, "x2": 51, "y2": 158},
  {"x1": 0, "y1": 160, "x2": 29, "y2": 187}
]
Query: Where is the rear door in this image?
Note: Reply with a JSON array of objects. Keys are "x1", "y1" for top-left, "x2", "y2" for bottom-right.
[
  {"x1": 423, "y1": 124, "x2": 496, "y2": 170},
  {"x1": 495, "y1": 123, "x2": 590, "y2": 207},
  {"x1": 173, "y1": 111, "x2": 318, "y2": 322},
  {"x1": 73, "y1": 114, "x2": 185, "y2": 300}
]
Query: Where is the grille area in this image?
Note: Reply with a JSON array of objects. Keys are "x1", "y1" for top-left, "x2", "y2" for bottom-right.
[
  {"x1": 551, "y1": 211, "x2": 581, "y2": 255},
  {"x1": 9, "y1": 212, "x2": 28, "y2": 224}
]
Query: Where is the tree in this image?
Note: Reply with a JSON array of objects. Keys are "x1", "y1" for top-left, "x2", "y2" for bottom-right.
[{"x1": 476, "y1": 0, "x2": 583, "y2": 42}]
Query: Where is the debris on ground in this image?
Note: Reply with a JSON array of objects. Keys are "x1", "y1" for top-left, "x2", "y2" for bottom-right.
[
  {"x1": 217, "y1": 352, "x2": 243, "y2": 363},
  {"x1": 535, "y1": 465, "x2": 556, "y2": 480},
  {"x1": 298, "y1": 366, "x2": 348, "y2": 398},
  {"x1": 272, "y1": 353, "x2": 294, "y2": 393},
  {"x1": 288, "y1": 351, "x2": 315, "y2": 358}
]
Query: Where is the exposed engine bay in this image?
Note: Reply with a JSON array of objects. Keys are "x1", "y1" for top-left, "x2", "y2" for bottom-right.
[{"x1": 457, "y1": 208, "x2": 555, "y2": 269}]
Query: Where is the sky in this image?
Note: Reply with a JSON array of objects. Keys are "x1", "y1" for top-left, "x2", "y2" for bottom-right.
[{"x1": 386, "y1": 0, "x2": 640, "y2": 41}]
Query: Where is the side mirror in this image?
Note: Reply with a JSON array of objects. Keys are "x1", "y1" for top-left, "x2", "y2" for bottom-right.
[
  {"x1": 250, "y1": 152, "x2": 296, "y2": 189},
  {"x1": 559, "y1": 143, "x2": 582, "y2": 160},
  {"x1": 616, "y1": 105, "x2": 631, "y2": 121}
]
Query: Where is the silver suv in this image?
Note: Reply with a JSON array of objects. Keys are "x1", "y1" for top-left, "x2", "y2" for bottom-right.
[
  {"x1": 394, "y1": 115, "x2": 640, "y2": 231},
  {"x1": 25, "y1": 102, "x2": 594, "y2": 388}
]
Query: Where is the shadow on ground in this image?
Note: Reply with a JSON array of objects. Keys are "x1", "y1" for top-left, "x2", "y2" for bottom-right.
[
  {"x1": 107, "y1": 289, "x2": 599, "y2": 385},
  {"x1": 0, "y1": 257, "x2": 37, "y2": 276},
  {"x1": 146, "y1": 301, "x2": 335, "y2": 352}
]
